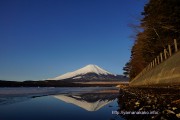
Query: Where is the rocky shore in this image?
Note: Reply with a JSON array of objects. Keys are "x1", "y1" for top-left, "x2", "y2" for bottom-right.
[{"x1": 117, "y1": 85, "x2": 180, "y2": 120}]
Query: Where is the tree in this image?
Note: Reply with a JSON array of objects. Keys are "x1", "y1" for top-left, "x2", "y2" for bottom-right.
[
  {"x1": 123, "y1": 62, "x2": 130, "y2": 77},
  {"x1": 127, "y1": 0, "x2": 180, "y2": 80}
]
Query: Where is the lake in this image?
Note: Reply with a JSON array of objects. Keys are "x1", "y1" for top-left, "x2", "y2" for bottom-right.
[
  {"x1": 0, "y1": 87, "x2": 179, "y2": 120},
  {"x1": 0, "y1": 87, "x2": 122, "y2": 120}
]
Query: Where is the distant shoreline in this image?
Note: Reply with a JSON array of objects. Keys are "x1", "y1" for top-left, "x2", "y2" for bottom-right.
[{"x1": 0, "y1": 80, "x2": 127, "y2": 87}]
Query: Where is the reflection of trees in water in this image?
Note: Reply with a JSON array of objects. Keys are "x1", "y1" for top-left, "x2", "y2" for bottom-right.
[{"x1": 117, "y1": 87, "x2": 180, "y2": 120}]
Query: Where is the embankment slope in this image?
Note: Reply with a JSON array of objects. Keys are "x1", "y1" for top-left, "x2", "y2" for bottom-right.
[{"x1": 130, "y1": 51, "x2": 180, "y2": 86}]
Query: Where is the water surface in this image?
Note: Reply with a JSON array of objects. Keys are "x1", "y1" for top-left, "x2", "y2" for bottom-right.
[
  {"x1": 0, "y1": 87, "x2": 122, "y2": 120},
  {"x1": 1, "y1": 87, "x2": 179, "y2": 120}
]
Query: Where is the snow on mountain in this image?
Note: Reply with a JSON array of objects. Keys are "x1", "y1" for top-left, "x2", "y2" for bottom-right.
[
  {"x1": 54, "y1": 94, "x2": 114, "y2": 111},
  {"x1": 48, "y1": 64, "x2": 114, "y2": 80}
]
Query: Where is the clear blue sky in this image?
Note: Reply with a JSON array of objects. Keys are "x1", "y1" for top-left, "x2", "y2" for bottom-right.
[{"x1": 0, "y1": 0, "x2": 147, "y2": 81}]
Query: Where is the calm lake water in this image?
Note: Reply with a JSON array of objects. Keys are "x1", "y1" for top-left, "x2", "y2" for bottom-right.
[
  {"x1": 0, "y1": 87, "x2": 179, "y2": 120},
  {"x1": 0, "y1": 87, "x2": 122, "y2": 120}
]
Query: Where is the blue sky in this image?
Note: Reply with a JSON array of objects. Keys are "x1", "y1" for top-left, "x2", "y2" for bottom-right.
[{"x1": 0, "y1": 0, "x2": 147, "y2": 81}]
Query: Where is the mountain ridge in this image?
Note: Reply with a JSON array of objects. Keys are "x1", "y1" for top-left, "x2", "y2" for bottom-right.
[{"x1": 48, "y1": 64, "x2": 124, "y2": 80}]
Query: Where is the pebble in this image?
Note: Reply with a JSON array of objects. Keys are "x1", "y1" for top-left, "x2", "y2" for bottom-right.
[
  {"x1": 135, "y1": 101, "x2": 140, "y2": 106},
  {"x1": 176, "y1": 113, "x2": 180, "y2": 118},
  {"x1": 161, "y1": 116, "x2": 167, "y2": 120},
  {"x1": 166, "y1": 110, "x2": 175, "y2": 114},
  {"x1": 147, "y1": 100, "x2": 151, "y2": 104},
  {"x1": 139, "y1": 107, "x2": 143, "y2": 111},
  {"x1": 172, "y1": 107, "x2": 177, "y2": 110}
]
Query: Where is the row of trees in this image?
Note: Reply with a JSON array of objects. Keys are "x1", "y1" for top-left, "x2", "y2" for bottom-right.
[{"x1": 123, "y1": 0, "x2": 180, "y2": 80}]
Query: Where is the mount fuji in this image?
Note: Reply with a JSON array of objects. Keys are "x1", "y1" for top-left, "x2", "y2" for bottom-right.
[
  {"x1": 48, "y1": 64, "x2": 127, "y2": 81},
  {"x1": 54, "y1": 93, "x2": 117, "y2": 111}
]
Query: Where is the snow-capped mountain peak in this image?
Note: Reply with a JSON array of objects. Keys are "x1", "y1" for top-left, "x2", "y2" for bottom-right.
[
  {"x1": 54, "y1": 94, "x2": 114, "y2": 111},
  {"x1": 79, "y1": 64, "x2": 112, "y2": 75},
  {"x1": 48, "y1": 64, "x2": 113, "y2": 80}
]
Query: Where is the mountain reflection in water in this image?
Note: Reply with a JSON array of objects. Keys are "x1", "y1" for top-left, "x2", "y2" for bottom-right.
[
  {"x1": 0, "y1": 87, "x2": 122, "y2": 120},
  {"x1": 54, "y1": 93, "x2": 118, "y2": 111},
  {"x1": 1, "y1": 87, "x2": 179, "y2": 120}
]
